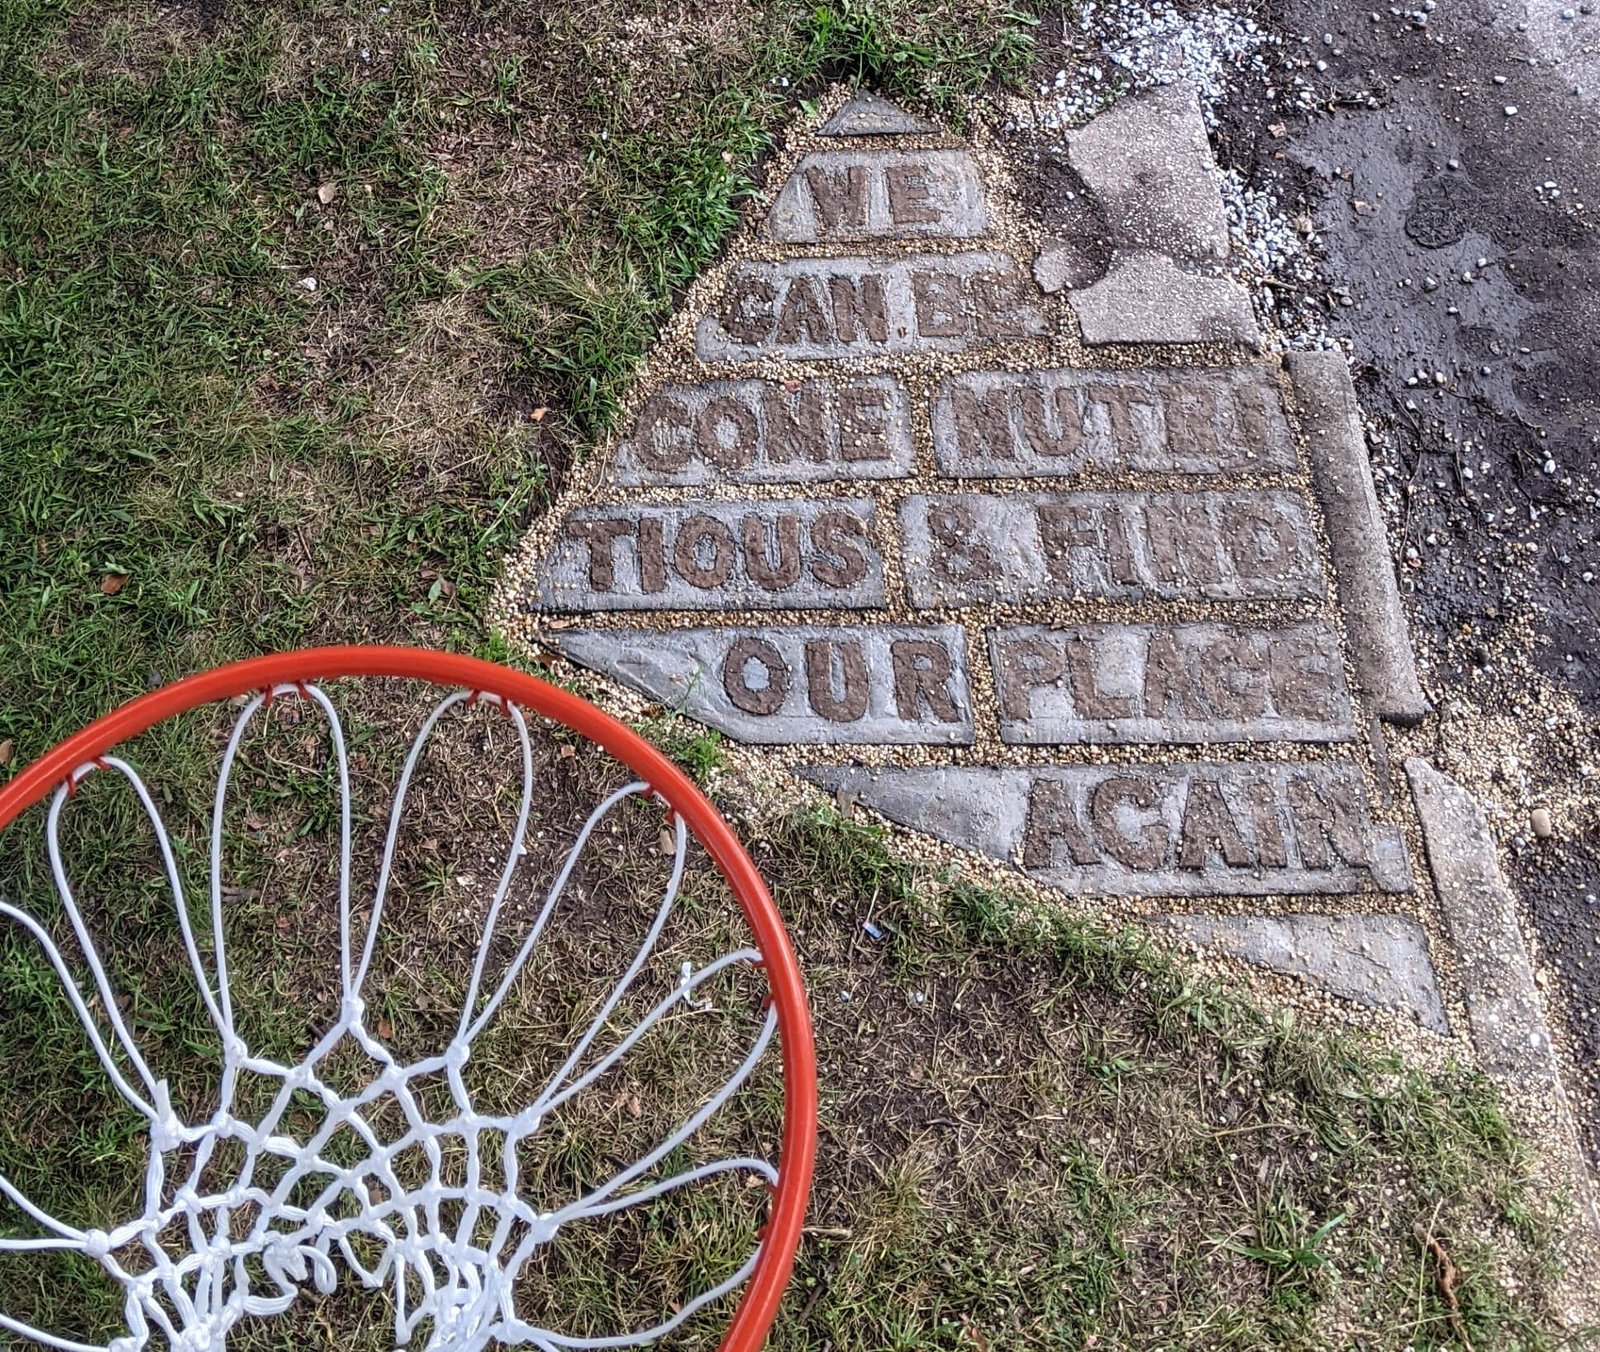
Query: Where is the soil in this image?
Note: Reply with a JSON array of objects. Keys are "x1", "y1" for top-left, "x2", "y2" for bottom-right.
[{"x1": 1200, "y1": 0, "x2": 1600, "y2": 1161}]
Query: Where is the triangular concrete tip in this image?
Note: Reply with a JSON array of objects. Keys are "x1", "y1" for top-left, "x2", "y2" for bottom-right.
[{"x1": 820, "y1": 89, "x2": 938, "y2": 136}]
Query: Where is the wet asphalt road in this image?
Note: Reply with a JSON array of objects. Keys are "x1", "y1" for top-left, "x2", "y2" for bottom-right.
[{"x1": 1211, "y1": 0, "x2": 1600, "y2": 1159}]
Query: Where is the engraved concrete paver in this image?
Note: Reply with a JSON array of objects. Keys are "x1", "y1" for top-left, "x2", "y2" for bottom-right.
[
  {"x1": 507, "y1": 86, "x2": 1455, "y2": 1030},
  {"x1": 819, "y1": 89, "x2": 937, "y2": 136},
  {"x1": 800, "y1": 762, "x2": 1412, "y2": 898},
  {"x1": 989, "y1": 621, "x2": 1355, "y2": 745},
  {"x1": 767, "y1": 149, "x2": 989, "y2": 243},
  {"x1": 898, "y1": 490, "x2": 1323, "y2": 606},
  {"x1": 695, "y1": 253, "x2": 1047, "y2": 362},
  {"x1": 554, "y1": 626, "x2": 973, "y2": 744},
  {"x1": 535, "y1": 499, "x2": 884, "y2": 610},
  {"x1": 613, "y1": 376, "x2": 915, "y2": 487},
  {"x1": 930, "y1": 366, "x2": 1297, "y2": 477}
]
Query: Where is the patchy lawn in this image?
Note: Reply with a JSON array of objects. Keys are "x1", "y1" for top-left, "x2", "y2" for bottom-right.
[
  {"x1": 0, "y1": 695, "x2": 1579, "y2": 1349},
  {"x1": 0, "y1": 1, "x2": 1588, "y2": 1350}
]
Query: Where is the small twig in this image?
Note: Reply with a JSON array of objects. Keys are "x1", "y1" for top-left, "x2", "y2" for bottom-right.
[{"x1": 1414, "y1": 1223, "x2": 1475, "y2": 1352}]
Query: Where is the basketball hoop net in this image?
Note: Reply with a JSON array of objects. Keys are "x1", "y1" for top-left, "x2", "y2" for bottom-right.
[{"x1": 0, "y1": 650, "x2": 816, "y2": 1352}]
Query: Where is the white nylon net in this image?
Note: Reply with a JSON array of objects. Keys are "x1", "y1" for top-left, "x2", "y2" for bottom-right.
[{"x1": 0, "y1": 682, "x2": 778, "y2": 1352}]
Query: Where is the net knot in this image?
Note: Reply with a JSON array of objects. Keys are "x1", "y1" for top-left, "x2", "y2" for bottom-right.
[
  {"x1": 83, "y1": 1229, "x2": 111, "y2": 1259},
  {"x1": 150, "y1": 1114, "x2": 183, "y2": 1152},
  {"x1": 444, "y1": 1040, "x2": 471, "y2": 1072},
  {"x1": 341, "y1": 993, "x2": 365, "y2": 1024}
]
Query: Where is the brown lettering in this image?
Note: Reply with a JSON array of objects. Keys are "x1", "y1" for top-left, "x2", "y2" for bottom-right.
[
  {"x1": 1144, "y1": 501, "x2": 1224, "y2": 585},
  {"x1": 1064, "y1": 638, "x2": 1134, "y2": 719},
  {"x1": 565, "y1": 518, "x2": 634, "y2": 590},
  {"x1": 830, "y1": 273, "x2": 889, "y2": 344},
  {"x1": 722, "y1": 274, "x2": 776, "y2": 344},
  {"x1": 1091, "y1": 776, "x2": 1169, "y2": 870},
  {"x1": 1221, "y1": 500, "x2": 1306, "y2": 582},
  {"x1": 837, "y1": 384, "x2": 894, "y2": 463},
  {"x1": 1286, "y1": 775, "x2": 1371, "y2": 870},
  {"x1": 742, "y1": 514, "x2": 803, "y2": 592},
  {"x1": 638, "y1": 516, "x2": 667, "y2": 593},
  {"x1": 632, "y1": 394, "x2": 693, "y2": 472},
  {"x1": 1022, "y1": 780, "x2": 1100, "y2": 868},
  {"x1": 1270, "y1": 628, "x2": 1341, "y2": 721},
  {"x1": 775, "y1": 276, "x2": 833, "y2": 345},
  {"x1": 911, "y1": 269, "x2": 969, "y2": 338},
  {"x1": 803, "y1": 641, "x2": 869, "y2": 722},
  {"x1": 994, "y1": 635, "x2": 1066, "y2": 721},
  {"x1": 809, "y1": 510, "x2": 872, "y2": 588},
  {"x1": 925, "y1": 502, "x2": 995, "y2": 586},
  {"x1": 1085, "y1": 383, "x2": 1144, "y2": 455},
  {"x1": 885, "y1": 163, "x2": 940, "y2": 225},
  {"x1": 1160, "y1": 385, "x2": 1224, "y2": 464},
  {"x1": 890, "y1": 639, "x2": 961, "y2": 723},
  {"x1": 972, "y1": 271, "x2": 1041, "y2": 338},
  {"x1": 696, "y1": 396, "x2": 758, "y2": 470},
  {"x1": 760, "y1": 384, "x2": 831, "y2": 465},
  {"x1": 803, "y1": 164, "x2": 869, "y2": 232},
  {"x1": 950, "y1": 384, "x2": 1015, "y2": 462},
  {"x1": 1177, "y1": 778, "x2": 1254, "y2": 869},
  {"x1": 723, "y1": 638, "x2": 790, "y2": 716},
  {"x1": 1141, "y1": 630, "x2": 1201, "y2": 719},
  {"x1": 673, "y1": 515, "x2": 735, "y2": 589},
  {"x1": 1194, "y1": 633, "x2": 1270, "y2": 720},
  {"x1": 1018, "y1": 384, "x2": 1086, "y2": 462},
  {"x1": 1035, "y1": 501, "x2": 1097, "y2": 592},
  {"x1": 1246, "y1": 778, "x2": 1288, "y2": 868}
]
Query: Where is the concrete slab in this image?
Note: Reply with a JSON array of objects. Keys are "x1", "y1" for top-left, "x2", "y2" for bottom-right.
[
  {"x1": 819, "y1": 90, "x2": 939, "y2": 136},
  {"x1": 1162, "y1": 911, "x2": 1448, "y2": 1031},
  {"x1": 553, "y1": 625, "x2": 974, "y2": 744},
  {"x1": 1071, "y1": 251, "x2": 1261, "y2": 348},
  {"x1": 804, "y1": 761, "x2": 1413, "y2": 898}
]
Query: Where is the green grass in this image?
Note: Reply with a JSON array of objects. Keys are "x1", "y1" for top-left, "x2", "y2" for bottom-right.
[
  {"x1": 0, "y1": 0, "x2": 1040, "y2": 769},
  {"x1": 0, "y1": 1, "x2": 1587, "y2": 1349}
]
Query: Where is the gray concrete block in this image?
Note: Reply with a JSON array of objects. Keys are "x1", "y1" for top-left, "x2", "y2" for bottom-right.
[
  {"x1": 554, "y1": 625, "x2": 974, "y2": 745},
  {"x1": 1161, "y1": 911, "x2": 1448, "y2": 1031},
  {"x1": 530, "y1": 499, "x2": 884, "y2": 611},
  {"x1": 767, "y1": 149, "x2": 989, "y2": 243},
  {"x1": 1406, "y1": 758, "x2": 1561, "y2": 1084},
  {"x1": 803, "y1": 760, "x2": 1412, "y2": 898},
  {"x1": 1033, "y1": 239, "x2": 1106, "y2": 293},
  {"x1": 989, "y1": 621, "x2": 1356, "y2": 745},
  {"x1": 1066, "y1": 82, "x2": 1231, "y2": 263},
  {"x1": 695, "y1": 253, "x2": 1047, "y2": 363},
  {"x1": 820, "y1": 90, "x2": 938, "y2": 137},
  {"x1": 1070, "y1": 251, "x2": 1261, "y2": 348},
  {"x1": 930, "y1": 366, "x2": 1297, "y2": 478},
  {"x1": 1288, "y1": 350, "x2": 1430, "y2": 725},
  {"x1": 613, "y1": 376, "x2": 915, "y2": 487},
  {"x1": 899, "y1": 489, "x2": 1324, "y2": 606}
]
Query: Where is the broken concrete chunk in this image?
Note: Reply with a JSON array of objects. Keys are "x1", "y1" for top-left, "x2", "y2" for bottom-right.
[
  {"x1": 819, "y1": 89, "x2": 939, "y2": 137},
  {"x1": 1066, "y1": 81, "x2": 1230, "y2": 263},
  {"x1": 1070, "y1": 251, "x2": 1260, "y2": 348}
]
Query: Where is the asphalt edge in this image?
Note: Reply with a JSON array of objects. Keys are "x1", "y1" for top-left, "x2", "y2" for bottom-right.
[
  {"x1": 1405, "y1": 756, "x2": 1600, "y2": 1275},
  {"x1": 1287, "y1": 350, "x2": 1431, "y2": 726}
]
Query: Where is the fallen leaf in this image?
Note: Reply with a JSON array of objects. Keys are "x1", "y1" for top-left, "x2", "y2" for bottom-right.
[
  {"x1": 556, "y1": 743, "x2": 577, "y2": 760},
  {"x1": 529, "y1": 406, "x2": 549, "y2": 422},
  {"x1": 377, "y1": 1016, "x2": 395, "y2": 1040},
  {"x1": 101, "y1": 572, "x2": 129, "y2": 595},
  {"x1": 1353, "y1": 199, "x2": 1375, "y2": 215},
  {"x1": 316, "y1": 181, "x2": 339, "y2": 205},
  {"x1": 0, "y1": 740, "x2": 13, "y2": 767},
  {"x1": 659, "y1": 827, "x2": 676, "y2": 855},
  {"x1": 1268, "y1": 122, "x2": 1287, "y2": 138}
]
